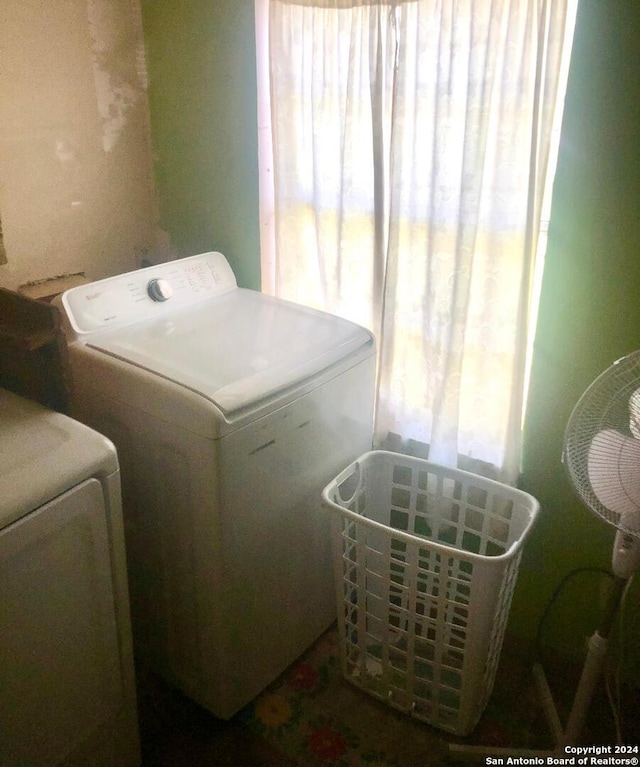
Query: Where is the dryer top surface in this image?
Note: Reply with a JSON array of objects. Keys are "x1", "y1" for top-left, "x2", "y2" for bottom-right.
[{"x1": 0, "y1": 389, "x2": 118, "y2": 525}]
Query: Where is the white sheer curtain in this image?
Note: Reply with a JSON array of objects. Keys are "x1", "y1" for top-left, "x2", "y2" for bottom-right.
[{"x1": 256, "y1": 0, "x2": 576, "y2": 483}]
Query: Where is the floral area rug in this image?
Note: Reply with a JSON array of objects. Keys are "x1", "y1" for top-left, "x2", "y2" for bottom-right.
[{"x1": 239, "y1": 627, "x2": 552, "y2": 767}]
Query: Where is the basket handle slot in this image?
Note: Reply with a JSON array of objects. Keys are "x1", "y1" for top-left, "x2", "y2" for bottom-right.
[{"x1": 335, "y1": 461, "x2": 363, "y2": 505}]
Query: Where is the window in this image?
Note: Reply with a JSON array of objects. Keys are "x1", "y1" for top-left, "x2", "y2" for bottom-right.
[{"x1": 256, "y1": 0, "x2": 577, "y2": 482}]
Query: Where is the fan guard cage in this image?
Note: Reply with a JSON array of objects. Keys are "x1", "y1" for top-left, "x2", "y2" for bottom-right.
[{"x1": 563, "y1": 350, "x2": 640, "y2": 538}]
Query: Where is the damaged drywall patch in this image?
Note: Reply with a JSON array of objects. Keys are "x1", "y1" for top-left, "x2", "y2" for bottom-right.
[{"x1": 86, "y1": 0, "x2": 149, "y2": 152}]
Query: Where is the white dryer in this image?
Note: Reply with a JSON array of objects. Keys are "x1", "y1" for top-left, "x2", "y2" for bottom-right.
[
  {"x1": 58, "y1": 251, "x2": 376, "y2": 719},
  {"x1": 0, "y1": 388, "x2": 139, "y2": 767}
]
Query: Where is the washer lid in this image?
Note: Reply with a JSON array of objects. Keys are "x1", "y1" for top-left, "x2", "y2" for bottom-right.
[{"x1": 87, "y1": 289, "x2": 374, "y2": 414}]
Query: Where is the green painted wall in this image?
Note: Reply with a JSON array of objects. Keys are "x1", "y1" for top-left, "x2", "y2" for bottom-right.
[
  {"x1": 514, "y1": 0, "x2": 640, "y2": 680},
  {"x1": 141, "y1": 1, "x2": 640, "y2": 677},
  {"x1": 140, "y1": 0, "x2": 260, "y2": 289}
]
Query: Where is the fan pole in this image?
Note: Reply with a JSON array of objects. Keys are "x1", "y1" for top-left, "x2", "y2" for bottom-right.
[
  {"x1": 449, "y1": 576, "x2": 628, "y2": 761},
  {"x1": 562, "y1": 575, "x2": 626, "y2": 745}
]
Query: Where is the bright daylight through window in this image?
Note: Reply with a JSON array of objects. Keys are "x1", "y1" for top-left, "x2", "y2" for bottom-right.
[{"x1": 256, "y1": 0, "x2": 578, "y2": 483}]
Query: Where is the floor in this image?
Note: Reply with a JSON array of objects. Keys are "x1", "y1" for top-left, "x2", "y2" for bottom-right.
[
  {"x1": 136, "y1": 638, "x2": 640, "y2": 767},
  {"x1": 137, "y1": 666, "x2": 297, "y2": 767}
]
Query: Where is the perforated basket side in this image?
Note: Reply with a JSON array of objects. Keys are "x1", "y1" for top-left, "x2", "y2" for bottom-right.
[
  {"x1": 324, "y1": 452, "x2": 538, "y2": 557},
  {"x1": 322, "y1": 451, "x2": 540, "y2": 735}
]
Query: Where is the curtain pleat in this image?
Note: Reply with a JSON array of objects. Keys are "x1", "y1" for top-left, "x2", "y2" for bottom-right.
[{"x1": 260, "y1": 0, "x2": 576, "y2": 483}]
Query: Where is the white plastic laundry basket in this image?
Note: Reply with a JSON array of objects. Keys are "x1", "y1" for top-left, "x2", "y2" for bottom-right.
[{"x1": 322, "y1": 450, "x2": 540, "y2": 736}]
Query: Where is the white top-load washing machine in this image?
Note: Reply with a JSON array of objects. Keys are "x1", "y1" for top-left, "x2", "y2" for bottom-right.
[
  {"x1": 0, "y1": 388, "x2": 139, "y2": 767},
  {"x1": 58, "y1": 251, "x2": 376, "y2": 719}
]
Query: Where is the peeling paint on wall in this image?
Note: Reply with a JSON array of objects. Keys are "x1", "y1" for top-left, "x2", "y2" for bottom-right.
[
  {"x1": 0, "y1": 0, "x2": 163, "y2": 291},
  {"x1": 86, "y1": 0, "x2": 150, "y2": 153}
]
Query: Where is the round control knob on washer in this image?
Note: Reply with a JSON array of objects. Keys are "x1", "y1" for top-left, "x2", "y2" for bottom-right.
[{"x1": 147, "y1": 278, "x2": 173, "y2": 302}]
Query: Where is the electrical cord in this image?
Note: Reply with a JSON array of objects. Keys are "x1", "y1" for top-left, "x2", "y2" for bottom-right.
[
  {"x1": 533, "y1": 566, "x2": 635, "y2": 744},
  {"x1": 533, "y1": 566, "x2": 614, "y2": 662},
  {"x1": 604, "y1": 571, "x2": 636, "y2": 744},
  {"x1": 605, "y1": 653, "x2": 622, "y2": 744}
]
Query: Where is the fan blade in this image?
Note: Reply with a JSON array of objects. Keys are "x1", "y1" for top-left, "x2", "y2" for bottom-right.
[
  {"x1": 588, "y1": 429, "x2": 640, "y2": 577},
  {"x1": 588, "y1": 429, "x2": 640, "y2": 519}
]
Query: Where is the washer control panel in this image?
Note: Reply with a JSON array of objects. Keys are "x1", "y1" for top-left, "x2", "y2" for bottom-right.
[
  {"x1": 147, "y1": 278, "x2": 173, "y2": 302},
  {"x1": 62, "y1": 251, "x2": 237, "y2": 335}
]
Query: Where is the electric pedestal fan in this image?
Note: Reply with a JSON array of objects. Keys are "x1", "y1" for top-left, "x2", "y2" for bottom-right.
[{"x1": 451, "y1": 351, "x2": 640, "y2": 759}]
